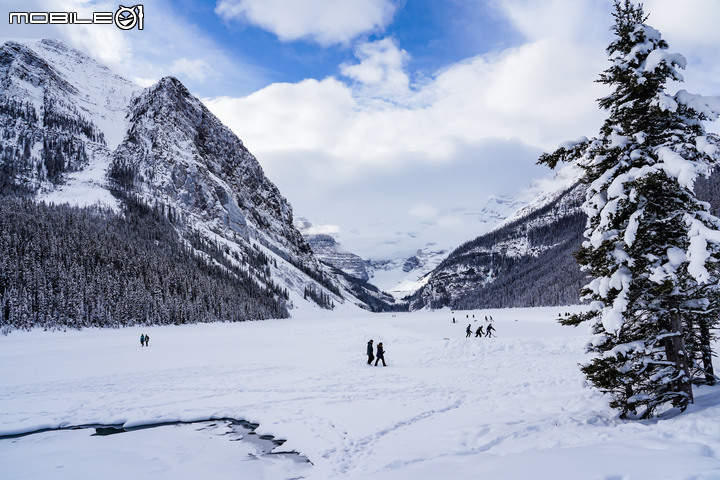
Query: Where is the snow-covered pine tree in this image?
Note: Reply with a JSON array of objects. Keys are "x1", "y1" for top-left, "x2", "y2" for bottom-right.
[{"x1": 539, "y1": 0, "x2": 720, "y2": 418}]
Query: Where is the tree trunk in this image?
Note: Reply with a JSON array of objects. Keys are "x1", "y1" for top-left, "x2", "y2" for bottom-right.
[
  {"x1": 665, "y1": 311, "x2": 694, "y2": 408},
  {"x1": 700, "y1": 320, "x2": 716, "y2": 385}
]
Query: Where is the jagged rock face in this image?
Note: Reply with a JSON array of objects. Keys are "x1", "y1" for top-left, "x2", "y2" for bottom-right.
[
  {"x1": 402, "y1": 256, "x2": 420, "y2": 273},
  {"x1": 112, "y1": 76, "x2": 316, "y2": 267},
  {"x1": 304, "y1": 233, "x2": 370, "y2": 281},
  {"x1": 296, "y1": 218, "x2": 369, "y2": 281},
  {"x1": 0, "y1": 41, "x2": 94, "y2": 192}
]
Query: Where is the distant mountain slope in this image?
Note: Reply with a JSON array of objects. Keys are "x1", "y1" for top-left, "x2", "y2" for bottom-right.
[
  {"x1": 296, "y1": 218, "x2": 370, "y2": 281},
  {"x1": 409, "y1": 177, "x2": 586, "y2": 310},
  {"x1": 411, "y1": 163, "x2": 720, "y2": 310},
  {"x1": 366, "y1": 245, "x2": 448, "y2": 298}
]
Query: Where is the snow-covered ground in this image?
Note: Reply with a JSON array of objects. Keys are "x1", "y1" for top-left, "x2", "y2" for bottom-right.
[{"x1": 2, "y1": 306, "x2": 720, "y2": 479}]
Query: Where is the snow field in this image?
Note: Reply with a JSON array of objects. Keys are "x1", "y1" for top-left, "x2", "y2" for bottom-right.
[{"x1": 2, "y1": 306, "x2": 720, "y2": 479}]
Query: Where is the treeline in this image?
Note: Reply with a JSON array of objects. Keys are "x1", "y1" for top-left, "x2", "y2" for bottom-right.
[
  {"x1": 0, "y1": 96, "x2": 39, "y2": 195},
  {"x1": 303, "y1": 285, "x2": 335, "y2": 309},
  {"x1": 0, "y1": 94, "x2": 105, "y2": 193},
  {"x1": 43, "y1": 97, "x2": 105, "y2": 144},
  {"x1": 0, "y1": 197, "x2": 288, "y2": 334},
  {"x1": 451, "y1": 209, "x2": 586, "y2": 309},
  {"x1": 184, "y1": 227, "x2": 290, "y2": 305}
]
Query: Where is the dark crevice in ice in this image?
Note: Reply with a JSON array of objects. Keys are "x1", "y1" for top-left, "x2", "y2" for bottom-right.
[{"x1": 0, "y1": 418, "x2": 311, "y2": 464}]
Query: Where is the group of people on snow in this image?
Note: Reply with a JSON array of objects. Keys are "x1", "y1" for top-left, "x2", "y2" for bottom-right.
[
  {"x1": 467, "y1": 323, "x2": 495, "y2": 338},
  {"x1": 455, "y1": 311, "x2": 497, "y2": 339},
  {"x1": 140, "y1": 333, "x2": 150, "y2": 347},
  {"x1": 451, "y1": 310, "x2": 498, "y2": 339},
  {"x1": 367, "y1": 339, "x2": 387, "y2": 366}
]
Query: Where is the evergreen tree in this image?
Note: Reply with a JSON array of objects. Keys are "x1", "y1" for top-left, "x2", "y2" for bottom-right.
[{"x1": 539, "y1": 0, "x2": 720, "y2": 418}]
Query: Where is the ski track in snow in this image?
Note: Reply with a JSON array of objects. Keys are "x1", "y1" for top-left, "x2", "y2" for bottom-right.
[{"x1": 3, "y1": 307, "x2": 720, "y2": 479}]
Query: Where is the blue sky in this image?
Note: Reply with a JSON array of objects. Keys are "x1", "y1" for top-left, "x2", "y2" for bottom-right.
[
  {"x1": 3, "y1": 0, "x2": 720, "y2": 259},
  {"x1": 124, "y1": 0, "x2": 523, "y2": 98}
]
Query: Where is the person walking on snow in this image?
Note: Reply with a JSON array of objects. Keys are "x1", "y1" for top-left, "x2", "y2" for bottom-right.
[
  {"x1": 140, "y1": 334, "x2": 145, "y2": 347},
  {"x1": 145, "y1": 334, "x2": 150, "y2": 346},
  {"x1": 375, "y1": 342, "x2": 387, "y2": 366},
  {"x1": 485, "y1": 324, "x2": 496, "y2": 337},
  {"x1": 475, "y1": 325, "x2": 484, "y2": 337},
  {"x1": 367, "y1": 339, "x2": 375, "y2": 365},
  {"x1": 466, "y1": 324, "x2": 472, "y2": 337}
]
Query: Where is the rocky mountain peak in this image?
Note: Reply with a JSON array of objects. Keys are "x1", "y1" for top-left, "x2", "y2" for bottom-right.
[{"x1": 1, "y1": 38, "x2": 346, "y2": 312}]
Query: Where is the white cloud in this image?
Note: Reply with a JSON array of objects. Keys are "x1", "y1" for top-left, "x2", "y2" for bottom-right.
[
  {"x1": 340, "y1": 38, "x2": 409, "y2": 97},
  {"x1": 409, "y1": 204, "x2": 439, "y2": 220},
  {"x1": 643, "y1": 0, "x2": 720, "y2": 99},
  {"x1": 491, "y1": 0, "x2": 720, "y2": 98},
  {"x1": 205, "y1": 32, "x2": 608, "y2": 257},
  {"x1": 644, "y1": 0, "x2": 720, "y2": 48},
  {"x1": 204, "y1": 1, "x2": 719, "y2": 259},
  {"x1": 207, "y1": 35, "x2": 606, "y2": 178},
  {"x1": 170, "y1": 58, "x2": 219, "y2": 82},
  {"x1": 215, "y1": 0, "x2": 397, "y2": 46},
  {"x1": 490, "y1": 0, "x2": 610, "y2": 43},
  {"x1": 303, "y1": 224, "x2": 341, "y2": 236}
]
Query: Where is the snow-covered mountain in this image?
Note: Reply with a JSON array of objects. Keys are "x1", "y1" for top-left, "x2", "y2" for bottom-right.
[
  {"x1": 296, "y1": 192, "x2": 529, "y2": 300},
  {"x1": 295, "y1": 217, "x2": 370, "y2": 281},
  {"x1": 360, "y1": 192, "x2": 529, "y2": 299},
  {"x1": 365, "y1": 245, "x2": 448, "y2": 298},
  {"x1": 0, "y1": 39, "x2": 137, "y2": 201},
  {"x1": 296, "y1": 216, "x2": 448, "y2": 299},
  {"x1": 409, "y1": 161, "x2": 720, "y2": 310},
  {"x1": 110, "y1": 75, "x2": 322, "y2": 275},
  {"x1": 475, "y1": 193, "x2": 530, "y2": 229},
  {"x1": 0, "y1": 39, "x2": 347, "y2": 316},
  {"x1": 409, "y1": 163, "x2": 588, "y2": 310}
]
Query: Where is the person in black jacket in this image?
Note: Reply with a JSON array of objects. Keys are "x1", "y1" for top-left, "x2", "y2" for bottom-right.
[
  {"x1": 486, "y1": 324, "x2": 496, "y2": 337},
  {"x1": 367, "y1": 339, "x2": 374, "y2": 365},
  {"x1": 374, "y1": 342, "x2": 387, "y2": 366}
]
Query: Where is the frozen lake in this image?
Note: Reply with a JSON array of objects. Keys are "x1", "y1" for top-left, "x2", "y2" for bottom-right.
[{"x1": 3, "y1": 306, "x2": 720, "y2": 479}]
